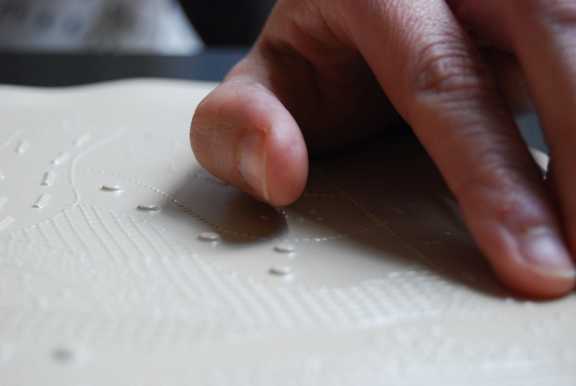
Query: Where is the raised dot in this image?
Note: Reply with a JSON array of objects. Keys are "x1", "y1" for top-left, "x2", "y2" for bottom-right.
[
  {"x1": 52, "y1": 152, "x2": 70, "y2": 165},
  {"x1": 270, "y1": 266, "x2": 292, "y2": 276},
  {"x1": 41, "y1": 171, "x2": 57, "y2": 186},
  {"x1": 73, "y1": 133, "x2": 90, "y2": 146},
  {"x1": 102, "y1": 184, "x2": 122, "y2": 191},
  {"x1": 199, "y1": 232, "x2": 221, "y2": 241},
  {"x1": 15, "y1": 140, "x2": 29, "y2": 154},
  {"x1": 274, "y1": 243, "x2": 296, "y2": 253},
  {"x1": 33, "y1": 194, "x2": 51, "y2": 209},
  {"x1": 137, "y1": 204, "x2": 160, "y2": 212}
]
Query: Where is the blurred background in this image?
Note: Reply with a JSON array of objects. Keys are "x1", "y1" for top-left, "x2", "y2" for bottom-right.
[
  {"x1": 0, "y1": 0, "x2": 547, "y2": 151},
  {"x1": 0, "y1": 0, "x2": 278, "y2": 54}
]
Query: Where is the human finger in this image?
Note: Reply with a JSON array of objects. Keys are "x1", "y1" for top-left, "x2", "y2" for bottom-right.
[
  {"x1": 499, "y1": 0, "x2": 576, "y2": 282},
  {"x1": 190, "y1": 60, "x2": 309, "y2": 207},
  {"x1": 343, "y1": 0, "x2": 576, "y2": 296}
]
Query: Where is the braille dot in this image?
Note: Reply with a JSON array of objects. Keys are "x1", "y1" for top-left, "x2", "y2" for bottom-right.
[
  {"x1": 102, "y1": 184, "x2": 122, "y2": 191},
  {"x1": 51, "y1": 152, "x2": 70, "y2": 165},
  {"x1": 199, "y1": 232, "x2": 220, "y2": 241},
  {"x1": 15, "y1": 140, "x2": 29, "y2": 154},
  {"x1": 41, "y1": 171, "x2": 57, "y2": 186},
  {"x1": 137, "y1": 204, "x2": 160, "y2": 212},
  {"x1": 33, "y1": 194, "x2": 51, "y2": 209},
  {"x1": 274, "y1": 243, "x2": 296, "y2": 253},
  {"x1": 270, "y1": 266, "x2": 292, "y2": 276},
  {"x1": 74, "y1": 133, "x2": 91, "y2": 146}
]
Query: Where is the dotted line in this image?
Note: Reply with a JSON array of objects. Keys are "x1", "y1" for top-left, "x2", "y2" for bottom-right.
[{"x1": 77, "y1": 167, "x2": 262, "y2": 240}]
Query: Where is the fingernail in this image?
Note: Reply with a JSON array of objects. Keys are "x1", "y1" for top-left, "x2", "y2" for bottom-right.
[
  {"x1": 518, "y1": 226, "x2": 576, "y2": 279},
  {"x1": 238, "y1": 130, "x2": 269, "y2": 201}
]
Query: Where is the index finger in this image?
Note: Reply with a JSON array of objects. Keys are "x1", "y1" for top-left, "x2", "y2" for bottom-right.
[{"x1": 343, "y1": 0, "x2": 576, "y2": 296}]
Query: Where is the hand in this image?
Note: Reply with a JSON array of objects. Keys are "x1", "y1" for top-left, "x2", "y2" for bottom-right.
[{"x1": 190, "y1": 0, "x2": 576, "y2": 297}]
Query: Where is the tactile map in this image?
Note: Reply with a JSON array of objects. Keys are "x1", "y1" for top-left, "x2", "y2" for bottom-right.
[{"x1": 0, "y1": 79, "x2": 574, "y2": 386}]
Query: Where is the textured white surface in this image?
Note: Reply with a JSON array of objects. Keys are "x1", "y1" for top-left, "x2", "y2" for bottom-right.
[{"x1": 0, "y1": 79, "x2": 574, "y2": 385}]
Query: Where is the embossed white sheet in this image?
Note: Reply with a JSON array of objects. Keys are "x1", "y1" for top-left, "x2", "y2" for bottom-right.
[{"x1": 0, "y1": 79, "x2": 574, "y2": 385}]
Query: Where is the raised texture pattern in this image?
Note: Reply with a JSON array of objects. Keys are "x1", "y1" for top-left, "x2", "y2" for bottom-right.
[{"x1": 0, "y1": 79, "x2": 574, "y2": 386}]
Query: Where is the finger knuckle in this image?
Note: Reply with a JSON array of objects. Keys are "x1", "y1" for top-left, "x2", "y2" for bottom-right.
[{"x1": 412, "y1": 38, "x2": 492, "y2": 99}]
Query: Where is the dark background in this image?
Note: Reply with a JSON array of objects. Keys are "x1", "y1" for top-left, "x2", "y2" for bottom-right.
[
  {"x1": 180, "y1": 0, "x2": 276, "y2": 46},
  {"x1": 0, "y1": 0, "x2": 547, "y2": 152},
  {"x1": 0, "y1": 0, "x2": 275, "y2": 86}
]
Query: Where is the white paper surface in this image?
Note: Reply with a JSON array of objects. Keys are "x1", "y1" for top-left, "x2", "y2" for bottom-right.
[{"x1": 0, "y1": 79, "x2": 574, "y2": 386}]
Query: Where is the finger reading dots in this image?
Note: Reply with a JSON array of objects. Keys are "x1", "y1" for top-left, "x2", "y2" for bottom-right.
[{"x1": 97, "y1": 183, "x2": 299, "y2": 279}]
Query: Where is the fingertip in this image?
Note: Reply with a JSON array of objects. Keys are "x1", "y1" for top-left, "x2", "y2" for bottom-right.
[
  {"x1": 476, "y1": 221, "x2": 576, "y2": 298},
  {"x1": 495, "y1": 265, "x2": 575, "y2": 300},
  {"x1": 456, "y1": 179, "x2": 576, "y2": 298},
  {"x1": 265, "y1": 128, "x2": 309, "y2": 207},
  {"x1": 191, "y1": 82, "x2": 308, "y2": 207},
  {"x1": 236, "y1": 127, "x2": 308, "y2": 207}
]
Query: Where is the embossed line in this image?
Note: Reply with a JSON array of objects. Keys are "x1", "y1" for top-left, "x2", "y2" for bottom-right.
[
  {"x1": 52, "y1": 152, "x2": 71, "y2": 165},
  {"x1": 33, "y1": 194, "x2": 51, "y2": 209},
  {"x1": 41, "y1": 171, "x2": 58, "y2": 186},
  {"x1": 0, "y1": 217, "x2": 14, "y2": 232}
]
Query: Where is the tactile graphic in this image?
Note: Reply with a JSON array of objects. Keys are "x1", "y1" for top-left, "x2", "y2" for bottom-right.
[{"x1": 0, "y1": 80, "x2": 574, "y2": 386}]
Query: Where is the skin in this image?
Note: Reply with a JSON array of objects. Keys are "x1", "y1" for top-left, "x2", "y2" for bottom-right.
[{"x1": 190, "y1": 0, "x2": 576, "y2": 298}]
